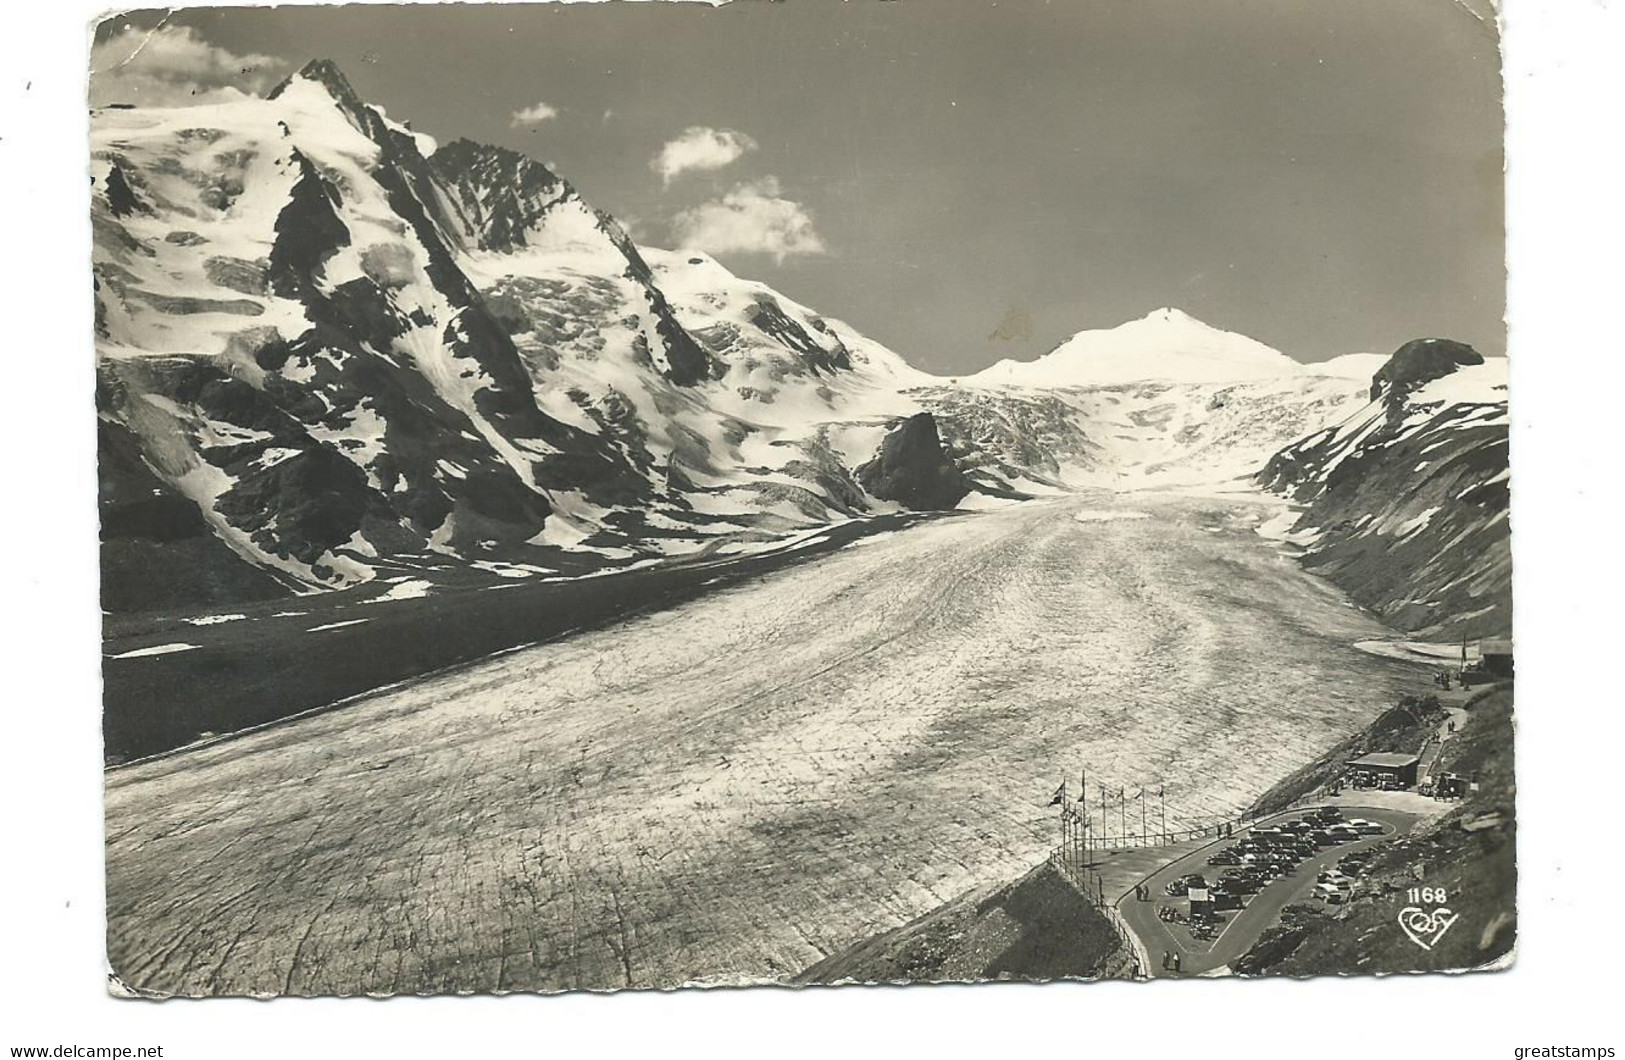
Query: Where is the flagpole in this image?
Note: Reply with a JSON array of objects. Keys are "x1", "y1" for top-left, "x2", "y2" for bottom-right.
[
  {"x1": 1055, "y1": 778, "x2": 1068, "y2": 863},
  {"x1": 1140, "y1": 789, "x2": 1148, "y2": 846},
  {"x1": 1080, "y1": 768, "x2": 1088, "y2": 861},
  {"x1": 1099, "y1": 782, "x2": 1107, "y2": 846}
]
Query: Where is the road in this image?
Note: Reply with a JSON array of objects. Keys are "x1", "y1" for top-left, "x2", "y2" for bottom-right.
[
  {"x1": 106, "y1": 491, "x2": 1427, "y2": 995},
  {"x1": 1117, "y1": 805, "x2": 1421, "y2": 976}
]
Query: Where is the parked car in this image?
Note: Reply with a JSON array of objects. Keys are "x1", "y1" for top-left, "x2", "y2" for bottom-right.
[
  {"x1": 1349, "y1": 819, "x2": 1384, "y2": 835},
  {"x1": 1208, "y1": 850, "x2": 1241, "y2": 866},
  {"x1": 1165, "y1": 873, "x2": 1209, "y2": 897},
  {"x1": 1314, "y1": 882, "x2": 1350, "y2": 904}
]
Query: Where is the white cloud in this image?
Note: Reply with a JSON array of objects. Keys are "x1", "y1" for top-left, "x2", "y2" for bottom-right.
[
  {"x1": 510, "y1": 101, "x2": 561, "y2": 126},
  {"x1": 89, "y1": 24, "x2": 285, "y2": 107},
  {"x1": 652, "y1": 126, "x2": 758, "y2": 186},
  {"x1": 668, "y1": 177, "x2": 828, "y2": 264}
]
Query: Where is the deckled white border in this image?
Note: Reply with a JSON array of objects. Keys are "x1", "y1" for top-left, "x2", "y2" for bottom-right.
[{"x1": 4, "y1": 0, "x2": 1621, "y2": 1055}]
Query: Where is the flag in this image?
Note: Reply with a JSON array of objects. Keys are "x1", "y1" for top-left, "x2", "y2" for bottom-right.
[
  {"x1": 1047, "y1": 782, "x2": 1066, "y2": 807},
  {"x1": 1134, "y1": 787, "x2": 1145, "y2": 800}
]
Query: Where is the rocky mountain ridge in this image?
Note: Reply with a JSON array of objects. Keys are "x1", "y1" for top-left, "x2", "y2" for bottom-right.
[
  {"x1": 1258, "y1": 342, "x2": 1510, "y2": 638},
  {"x1": 93, "y1": 60, "x2": 1510, "y2": 637}
]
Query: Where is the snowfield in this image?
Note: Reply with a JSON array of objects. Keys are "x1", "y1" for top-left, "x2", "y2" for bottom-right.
[
  {"x1": 106, "y1": 492, "x2": 1425, "y2": 995},
  {"x1": 971, "y1": 307, "x2": 1304, "y2": 386},
  {"x1": 1074, "y1": 509, "x2": 1151, "y2": 522}
]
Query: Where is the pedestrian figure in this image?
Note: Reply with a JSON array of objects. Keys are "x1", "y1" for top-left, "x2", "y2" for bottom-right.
[
  {"x1": 1172, "y1": 953, "x2": 1182, "y2": 973},
  {"x1": 1162, "y1": 950, "x2": 1171, "y2": 970}
]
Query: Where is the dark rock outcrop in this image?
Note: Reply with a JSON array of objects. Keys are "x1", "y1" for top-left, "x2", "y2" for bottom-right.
[
  {"x1": 429, "y1": 138, "x2": 572, "y2": 253},
  {"x1": 745, "y1": 298, "x2": 853, "y2": 374},
  {"x1": 267, "y1": 150, "x2": 350, "y2": 301},
  {"x1": 1371, "y1": 338, "x2": 1484, "y2": 407},
  {"x1": 429, "y1": 137, "x2": 715, "y2": 387},
  {"x1": 104, "y1": 164, "x2": 146, "y2": 218},
  {"x1": 97, "y1": 418, "x2": 293, "y2": 613},
  {"x1": 857, "y1": 413, "x2": 969, "y2": 510}
]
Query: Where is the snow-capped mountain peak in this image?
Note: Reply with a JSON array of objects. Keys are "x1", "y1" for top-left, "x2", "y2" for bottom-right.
[
  {"x1": 971, "y1": 307, "x2": 1304, "y2": 387},
  {"x1": 268, "y1": 58, "x2": 359, "y2": 104},
  {"x1": 92, "y1": 59, "x2": 1500, "y2": 636}
]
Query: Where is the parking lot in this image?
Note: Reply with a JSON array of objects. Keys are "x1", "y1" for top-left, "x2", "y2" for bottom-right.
[{"x1": 1116, "y1": 804, "x2": 1420, "y2": 976}]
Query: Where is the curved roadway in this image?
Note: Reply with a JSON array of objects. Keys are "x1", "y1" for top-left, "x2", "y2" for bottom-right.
[{"x1": 1118, "y1": 805, "x2": 1421, "y2": 976}]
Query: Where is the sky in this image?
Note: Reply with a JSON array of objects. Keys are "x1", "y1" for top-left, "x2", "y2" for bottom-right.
[{"x1": 91, "y1": 0, "x2": 1504, "y2": 373}]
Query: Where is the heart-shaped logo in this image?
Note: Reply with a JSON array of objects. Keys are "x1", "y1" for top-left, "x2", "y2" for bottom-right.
[{"x1": 1398, "y1": 905, "x2": 1461, "y2": 950}]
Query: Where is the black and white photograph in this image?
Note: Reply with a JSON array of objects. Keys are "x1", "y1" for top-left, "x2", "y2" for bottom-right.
[
  {"x1": 8, "y1": 0, "x2": 1624, "y2": 1051},
  {"x1": 88, "y1": 0, "x2": 1514, "y2": 996}
]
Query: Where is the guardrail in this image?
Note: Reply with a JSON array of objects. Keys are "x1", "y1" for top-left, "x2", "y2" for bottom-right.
[
  {"x1": 1046, "y1": 791, "x2": 1351, "y2": 978},
  {"x1": 1049, "y1": 848, "x2": 1146, "y2": 979},
  {"x1": 1059, "y1": 790, "x2": 1331, "y2": 852}
]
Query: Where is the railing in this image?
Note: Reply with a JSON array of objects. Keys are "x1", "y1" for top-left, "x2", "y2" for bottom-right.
[
  {"x1": 1046, "y1": 789, "x2": 1345, "y2": 979},
  {"x1": 1059, "y1": 790, "x2": 1331, "y2": 853},
  {"x1": 1049, "y1": 848, "x2": 1145, "y2": 979}
]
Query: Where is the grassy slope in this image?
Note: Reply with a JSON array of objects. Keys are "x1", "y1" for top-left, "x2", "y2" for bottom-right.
[
  {"x1": 797, "y1": 861, "x2": 1121, "y2": 985},
  {"x1": 1235, "y1": 689, "x2": 1515, "y2": 976}
]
